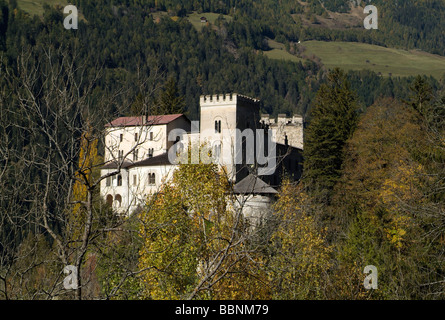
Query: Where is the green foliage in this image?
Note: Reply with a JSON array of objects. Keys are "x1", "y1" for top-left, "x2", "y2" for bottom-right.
[
  {"x1": 330, "y1": 96, "x2": 445, "y2": 299},
  {"x1": 4, "y1": 233, "x2": 64, "y2": 299},
  {"x1": 303, "y1": 68, "x2": 359, "y2": 201},
  {"x1": 138, "y1": 161, "x2": 230, "y2": 299},
  {"x1": 3, "y1": 0, "x2": 445, "y2": 301},
  {"x1": 157, "y1": 77, "x2": 186, "y2": 115},
  {"x1": 267, "y1": 182, "x2": 332, "y2": 299},
  {"x1": 404, "y1": 75, "x2": 434, "y2": 115},
  {"x1": 95, "y1": 216, "x2": 144, "y2": 300}
]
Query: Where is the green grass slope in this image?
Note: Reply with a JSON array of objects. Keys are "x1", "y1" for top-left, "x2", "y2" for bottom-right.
[
  {"x1": 17, "y1": 0, "x2": 68, "y2": 16},
  {"x1": 263, "y1": 39, "x2": 305, "y2": 63},
  {"x1": 187, "y1": 12, "x2": 232, "y2": 31},
  {"x1": 301, "y1": 41, "x2": 445, "y2": 79}
]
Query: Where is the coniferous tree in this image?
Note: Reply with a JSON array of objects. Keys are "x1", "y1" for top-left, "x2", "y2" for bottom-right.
[
  {"x1": 404, "y1": 75, "x2": 433, "y2": 116},
  {"x1": 157, "y1": 77, "x2": 186, "y2": 115},
  {"x1": 303, "y1": 68, "x2": 359, "y2": 202}
]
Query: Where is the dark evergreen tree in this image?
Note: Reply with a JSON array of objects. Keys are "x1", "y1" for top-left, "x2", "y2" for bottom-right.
[
  {"x1": 404, "y1": 75, "x2": 433, "y2": 116},
  {"x1": 303, "y1": 68, "x2": 359, "y2": 202},
  {"x1": 157, "y1": 77, "x2": 186, "y2": 115}
]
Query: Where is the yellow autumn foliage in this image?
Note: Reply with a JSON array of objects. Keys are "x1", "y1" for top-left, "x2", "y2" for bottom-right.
[
  {"x1": 268, "y1": 181, "x2": 332, "y2": 299},
  {"x1": 138, "y1": 161, "x2": 234, "y2": 299},
  {"x1": 70, "y1": 125, "x2": 100, "y2": 243}
]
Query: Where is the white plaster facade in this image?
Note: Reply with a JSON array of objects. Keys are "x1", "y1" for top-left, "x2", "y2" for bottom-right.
[
  {"x1": 100, "y1": 114, "x2": 190, "y2": 214},
  {"x1": 100, "y1": 94, "x2": 304, "y2": 215}
]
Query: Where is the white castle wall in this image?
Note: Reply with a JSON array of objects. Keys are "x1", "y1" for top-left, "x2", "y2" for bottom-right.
[{"x1": 261, "y1": 113, "x2": 304, "y2": 150}]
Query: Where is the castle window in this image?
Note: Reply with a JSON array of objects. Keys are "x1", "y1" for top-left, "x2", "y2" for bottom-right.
[
  {"x1": 150, "y1": 132, "x2": 153, "y2": 141},
  {"x1": 118, "y1": 150, "x2": 123, "y2": 162},
  {"x1": 213, "y1": 143, "x2": 221, "y2": 159},
  {"x1": 148, "y1": 173, "x2": 156, "y2": 185},
  {"x1": 106, "y1": 194, "x2": 113, "y2": 206},
  {"x1": 117, "y1": 174, "x2": 122, "y2": 186},
  {"x1": 215, "y1": 120, "x2": 221, "y2": 133},
  {"x1": 114, "y1": 194, "x2": 122, "y2": 207},
  {"x1": 120, "y1": 134, "x2": 123, "y2": 142},
  {"x1": 133, "y1": 174, "x2": 137, "y2": 186},
  {"x1": 106, "y1": 176, "x2": 111, "y2": 187},
  {"x1": 148, "y1": 148, "x2": 153, "y2": 158},
  {"x1": 133, "y1": 149, "x2": 139, "y2": 161},
  {"x1": 135, "y1": 132, "x2": 138, "y2": 142}
]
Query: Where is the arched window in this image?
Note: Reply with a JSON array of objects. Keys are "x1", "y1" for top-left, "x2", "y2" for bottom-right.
[
  {"x1": 215, "y1": 120, "x2": 221, "y2": 133},
  {"x1": 106, "y1": 194, "x2": 113, "y2": 206},
  {"x1": 213, "y1": 142, "x2": 221, "y2": 159},
  {"x1": 114, "y1": 194, "x2": 122, "y2": 207}
]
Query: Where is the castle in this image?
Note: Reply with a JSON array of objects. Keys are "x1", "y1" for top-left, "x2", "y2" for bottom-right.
[{"x1": 100, "y1": 93, "x2": 304, "y2": 216}]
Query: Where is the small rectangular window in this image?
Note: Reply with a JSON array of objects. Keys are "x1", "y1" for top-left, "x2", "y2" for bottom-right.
[
  {"x1": 133, "y1": 174, "x2": 137, "y2": 186},
  {"x1": 150, "y1": 132, "x2": 153, "y2": 141},
  {"x1": 148, "y1": 173, "x2": 156, "y2": 185},
  {"x1": 120, "y1": 134, "x2": 123, "y2": 142},
  {"x1": 135, "y1": 132, "x2": 138, "y2": 142},
  {"x1": 106, "y1": 176, "x2": 111, "y2": 187},
  {"x1": 117, "y1": 174, "x2": 122, "y2": 186}
]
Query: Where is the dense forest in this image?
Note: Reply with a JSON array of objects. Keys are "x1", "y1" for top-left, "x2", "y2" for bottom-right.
[
  {"x1": 1, "y1": 0, "x2": 443, "y2": 120},
  {"x1": 1, "y1": 0, "x2": 445, "y2": 300}
]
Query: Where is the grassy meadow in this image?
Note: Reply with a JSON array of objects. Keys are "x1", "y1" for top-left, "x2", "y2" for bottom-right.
[{"x1": 300, "y1": 40, "x2": 445, "y2": 78}]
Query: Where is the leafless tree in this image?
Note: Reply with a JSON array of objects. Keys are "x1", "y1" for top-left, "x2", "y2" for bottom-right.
[{"x1": 0, "y1": 45, "x2": 161, "y2": 300}]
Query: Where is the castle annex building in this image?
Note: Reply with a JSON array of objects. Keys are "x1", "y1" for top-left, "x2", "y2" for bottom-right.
[{"x1": 100, "y1": 93, "x2": 304, "y2": 215}]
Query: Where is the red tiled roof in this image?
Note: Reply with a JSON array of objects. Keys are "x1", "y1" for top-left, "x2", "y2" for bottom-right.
[{"x1": 105, "y1": 114, "x2": 185, "y2": 127}]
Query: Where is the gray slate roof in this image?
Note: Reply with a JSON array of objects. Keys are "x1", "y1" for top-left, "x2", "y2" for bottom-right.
[
  {"x1": 233, "y1": 174, "x2": 278, "y2": 194},
  {"x1": 101, "y1": 153, "x2": 173, "y2": 170},
  {"x1": 127, "y1": 153, "x2": 173, "y2": 168}
]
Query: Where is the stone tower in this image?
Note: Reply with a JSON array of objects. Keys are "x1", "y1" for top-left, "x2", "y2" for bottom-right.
[{"x1": 199, "y1": 93, "x2": 261, "y2": 182}]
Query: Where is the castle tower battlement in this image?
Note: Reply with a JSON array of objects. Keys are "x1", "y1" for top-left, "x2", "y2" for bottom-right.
[
  {"x1": 261, "y1": 113, "x2": 303, "y2": 126},
  {"x1": 200, "y1": 93, "x2": 260, "y2": 108},
  {"x1": 260, "y1": 113, "x2": 304, "y2": 149}
]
